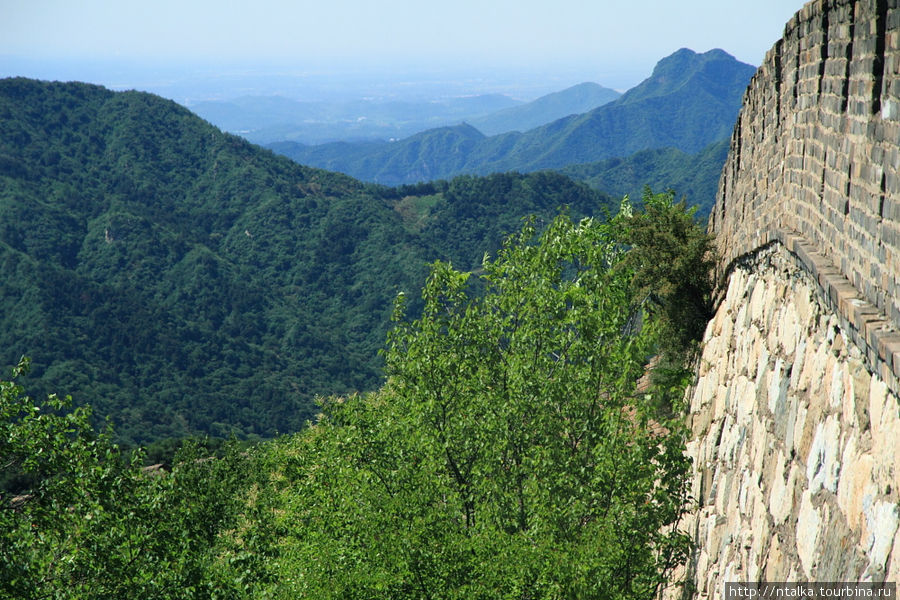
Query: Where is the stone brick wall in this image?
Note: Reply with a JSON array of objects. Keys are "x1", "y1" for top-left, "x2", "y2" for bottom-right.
[
  {"x1": 710, "y1": 0, "x2": 900, "y2": 386},
  {"x1": 684, "y1": 244, "x2": 900, "y2": 595},
  {"x1": 682, "y1": 0, "x2": 900, "y2": 594}
]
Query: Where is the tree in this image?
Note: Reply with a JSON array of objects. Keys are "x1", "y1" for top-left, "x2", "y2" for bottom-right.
[
  {"x1": 273, "y1": 212, "x2": 693, "y2": 599},
  {"x1": 613, "y1": 187, "x2": 716, "y2": 362},
  {"x1": 0, "y1": 357, "x2": 274, "y2": 599}
]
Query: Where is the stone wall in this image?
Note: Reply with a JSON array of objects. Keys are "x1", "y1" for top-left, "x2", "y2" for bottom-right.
[
  {"x1": 684, "y1": 0, "x2": 900, "y2": 594},
  {"x1": 684, "y1": 244, "x2": 900, "y2": 596},
  {"x1": 710, "y1": 0, "x2": 900, "y2": 385}
]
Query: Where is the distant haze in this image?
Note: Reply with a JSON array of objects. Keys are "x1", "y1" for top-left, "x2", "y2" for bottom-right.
[{"x1": 2, "y1": 0, "x2": 805, "y2": 102}]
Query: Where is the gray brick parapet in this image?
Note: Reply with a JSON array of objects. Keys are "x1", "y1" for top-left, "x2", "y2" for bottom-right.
[
  {"x1": 770, "y1": 228, "x2": 900, "y2": 391},
  {"x1": 712, "y1": 0, "x2": 900, "y2": 390}
]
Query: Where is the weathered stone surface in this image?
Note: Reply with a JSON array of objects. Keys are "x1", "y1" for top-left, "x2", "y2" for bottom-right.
[
  {"x1": 796, "y1": 490, "x2": 821, "y2": 577},
  {"x1": 806, "y1": 416, "x2": 841, "y2": 494},
  {"x1": 674, "y1": 245, "x2": 900, "y2": 598},
  {"x1": 667, "y1": 2, "x2": 900, "y2": 596},
  {"x1": 862, "y1": 500, "x2": 899, "y2": 572},
  {"x1": 710, "y1": 0, "x2": 900, "y2": 392}
]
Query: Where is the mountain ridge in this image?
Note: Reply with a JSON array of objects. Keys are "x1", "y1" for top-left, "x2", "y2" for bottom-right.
[
  {"x1": 0, "y1": 77, "x2": 616, "y2": 444},
  {"x1": 271, "y1": 49, "x2": 755, "y2": 186},
  {"x1": 469, "y1": 81, "x2": 621, "y2": 135},
  {"x1": 191, "y1": 82, "x2": 621, "y2": 145}
]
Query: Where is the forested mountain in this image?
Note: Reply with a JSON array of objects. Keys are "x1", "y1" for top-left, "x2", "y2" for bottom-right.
[
  {"x1": 3, "y1": 191, "x2": 708, "y2": 597},
  {"x1": 0, "y1": 77, "x2": 615, "y2": 445},
  {"x1": 270, "y1": 49, "x2": 754, "y2": 185},
  {"x1": 468, "y1": 82, "x2": 621, "y2": 135},
  {"x1": 562, "y1": 138, "x2": 730, "y2": 219}
]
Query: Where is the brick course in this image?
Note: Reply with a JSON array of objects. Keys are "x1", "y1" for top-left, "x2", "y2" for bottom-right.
[{"x1": 712, "y1": 0, "x2": 900, "y2": 390}]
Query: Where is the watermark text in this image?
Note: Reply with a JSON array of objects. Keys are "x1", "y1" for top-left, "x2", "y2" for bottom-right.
[{"x1": 725, "y1": 583, "x2": 896, "y2": 600}]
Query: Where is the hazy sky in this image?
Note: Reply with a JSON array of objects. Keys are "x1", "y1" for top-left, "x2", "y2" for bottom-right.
[{"x1": 1, "y1": 0, "x2": 807, "y2": 98}]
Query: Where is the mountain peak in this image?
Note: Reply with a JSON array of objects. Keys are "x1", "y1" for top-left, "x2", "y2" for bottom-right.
[
  {"x1": 468, "y1": 82, "x2": 621, "y2": 135},
  {"x1": 416, "y1": 121, "x2": 486, "y2": 139},
  {"x1": 617, "y1": 48, "x2": 753, "y2": 105},
  {"x1": 271, "y1": 48, "x2": 754, "y2": 185},
  {"x1": 656, "y1": 47, "x2": 737, "y2": 65}
]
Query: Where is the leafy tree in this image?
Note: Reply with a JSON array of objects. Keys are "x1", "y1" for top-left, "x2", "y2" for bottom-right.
[
  {"x1": 606, "y1": 188, "x2": 716, "y2": 417},
  {"x1": 613, "y1": 188, "x2": 717, "y2": 362},
  {"x1": 0, "y1": 357, "x2": 274, "y2": 599},
  {"x1": 271, "y1": 212, "x2": 692, "y2": 599}
]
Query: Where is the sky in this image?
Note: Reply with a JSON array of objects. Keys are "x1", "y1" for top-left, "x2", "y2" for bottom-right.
[{"x1": 1, "y1": 0, "x2": 807, "y2": 101}]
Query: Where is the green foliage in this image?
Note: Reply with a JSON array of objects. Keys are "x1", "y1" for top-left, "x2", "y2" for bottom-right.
[
  {"x1": 267, "y1": 214, "x2": 693, "y2": 599},
  {"x1": 0, "y1": 194, "x2": 714, "y2": 596},
  {"x1": 0, "y1": 357, "x2": 275, "y2": 599},
  {"x1": 613, "y1": 188, "x2": 717, "y2": 363},
  {"x1": 395, "y1": 171, "x2": 617, "y2": 270},
  {"x1": 560, "y1": 138, "x2": 729, "y2": 220},
  {"x1": 0, "y1": 76, "x2": 622, "y2": 446}
]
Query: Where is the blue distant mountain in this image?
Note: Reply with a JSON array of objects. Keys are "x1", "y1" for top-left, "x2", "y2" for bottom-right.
[
  {"x1": 190, "y1": 94, "x2": 523, "y2": 145},
  {"x1": 271, "y1": 49, "x2": 755, "y2": 186},
  {"x1": 468, "y1": 82, "x2": 621, "y2": 135}
]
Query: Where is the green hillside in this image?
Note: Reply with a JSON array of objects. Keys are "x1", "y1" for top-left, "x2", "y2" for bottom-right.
[
  {"x1": 272, "y1": 49, "x2": 753, "y2": 185},
  {"x1": 562, "y1": 138, "x2": 730, "y2": 218},
  {"x1": 0, "y1": 77, "x2": 615, "y2": 445},
  {"x1": 2, "y1": 190, "x2": 711, "y2": 597}
]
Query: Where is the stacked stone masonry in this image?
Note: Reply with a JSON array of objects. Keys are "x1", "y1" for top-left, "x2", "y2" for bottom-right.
[
  {"x1": 685, "y1": 0, "x2": 900, "y2": 594},
  {"x1": 711, "y1": 0, "x2": 900, "y2": 383},
  {"x1": 685, "y1": 245, "x2": 900, "y2": 594}
]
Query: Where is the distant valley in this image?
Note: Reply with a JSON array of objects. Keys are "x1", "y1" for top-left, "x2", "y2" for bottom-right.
[
  {"x1": 0, "y1": 77, "x2": 616, "y2": 444},
  {"x1": 0, "y1": 47, "x2": 752, "y2": 446},
  {"x1": 190, "y1": 81, "x2": 620, "y2": 145}
]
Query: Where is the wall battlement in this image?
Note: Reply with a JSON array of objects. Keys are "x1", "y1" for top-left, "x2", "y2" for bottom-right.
[{"x1": 711, "y1": 0, "x2": 900, "y2": 389}]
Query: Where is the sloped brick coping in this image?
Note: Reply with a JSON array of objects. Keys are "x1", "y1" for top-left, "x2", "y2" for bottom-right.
[{"x1": 718, "y1": 227, "x2": 900, "y2": 393}]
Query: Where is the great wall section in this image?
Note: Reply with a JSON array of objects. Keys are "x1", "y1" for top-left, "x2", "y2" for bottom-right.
[{"x1": 682, "y1": 0, "x2": 900, "y2": 595}]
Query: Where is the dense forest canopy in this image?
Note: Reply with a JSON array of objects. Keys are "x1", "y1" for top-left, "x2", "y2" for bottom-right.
[
  {"x1": 0, "y1": 61, "x2": 724, "y2": 597},
  {"x1": 265, "y1": 205, "x2": 699, "y2": 598},
  {"x1": 0, "y1": 77, "x2": 618, "y2": 445},
  {"x1": 2, "y1": 192, "x2": 713, "y2": 598}
]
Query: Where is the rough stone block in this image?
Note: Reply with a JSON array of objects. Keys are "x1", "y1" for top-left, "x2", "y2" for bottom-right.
[
  {"x1": 872, "y1": 331, "x2": 900, "y2": 369},
  {"x1": 862, "y1": 501, "x2": 900, "y2": 571},
  {"x1": 837, "y1": 437, "x2": 875, "y2": 532},
  {"x1": 796, "y1": 491, "x2": 821, "y2": 577},
  {"x1": 865, "y1": 319, "x2": 891, "y2": 350}
]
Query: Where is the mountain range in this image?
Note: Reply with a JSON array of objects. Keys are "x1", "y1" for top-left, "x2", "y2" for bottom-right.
[
  {"x1": 269, "y1": 49, "x2": 755, "y2": 186},
  {"x1": 0, "y1": 47, "x2": 752, "y2": 446},
  {"x1": 190, "y1": 81, "x2": 620, "y2": 145},
  {"x1": 467, "y1": 82, "x2": 621, "y2": 135},
  {"x1": 0, "y1": 77, "x2": 616, "y2": 445}
]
